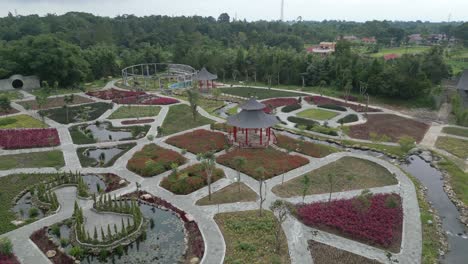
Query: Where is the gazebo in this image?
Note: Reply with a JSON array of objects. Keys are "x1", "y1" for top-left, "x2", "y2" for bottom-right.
[
  {"x1": 196, "y1": 67, "x2": 217, "y2": 90},
  {"x1": 227, "y1": 97, "x2": 280, "y2": 148}
]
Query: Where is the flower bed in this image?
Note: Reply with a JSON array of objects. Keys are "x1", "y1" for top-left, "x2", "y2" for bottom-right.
[
  {"x1": 18, "y1": 95, "x2": 94, "y2": 110},
  {"x1": 340, "y1": 95, "x2": 358, "y2": 102},
  {"x1": 30, "y1": 228, "x2": 74, "y2": 264},
  {"x1": 297, "y1": 193, "x2": 403, "y2": 251},
  {"x1": 121, "y1": 119, "x2": 155, "y2": 125},
  {"x1": 86, "y1": 88, "x2": 146, "y2": 100},
  {"x1": 127, "y1": 144, "x2": 186, "y2": 177},
  {"x1": 102, "y1": 173, "x2": 129, "y2": 192},
  {"x1": 0, "y1": 128, "x2": 60, "y2": 149},
  {"x1": 217, "y1": 147, "x2": 309, "y2": 179},
  {"x1": 166, "y1": 129, "x2": 227, "y2": 154},
  {"x1": 0, "y1": 255, "x2": 20, "y2": 264},
  {"x1": 161, "y1": 164, "x2": 225, "y2": 194},
  {"x1": 262, "y1": 98, "x2": 299, "y2": 113},
  {"x1": 124, "y1": 191, "x2": 204, "y2": 260},
  {"x1": 87, "y1": 88, "x2": 179, "y2": 105},
  {"x1": 305, "y1": 96, "x2": 381, "y2": 112}
]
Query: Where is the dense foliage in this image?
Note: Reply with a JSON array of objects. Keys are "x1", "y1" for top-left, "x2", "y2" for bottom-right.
[{"x1": 160, "y1": 164, "x2": 225, "y2": 194}]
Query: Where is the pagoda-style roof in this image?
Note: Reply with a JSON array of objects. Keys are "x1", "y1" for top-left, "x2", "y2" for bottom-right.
[
  {"x1": 239, "y1": 97, "x2": 266, "y2": 110},
  {"x1": 457, "y1": 70, "x2": 468, "y2": 91},
  {"x1": 196, "y1": 67, "x2": 217, "y2": 81}
]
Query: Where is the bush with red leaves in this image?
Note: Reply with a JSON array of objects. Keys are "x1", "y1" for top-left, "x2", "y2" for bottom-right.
[
  {"x1": 262, "y1": 98, "x2": 299, "y2": 113},
  {"x1": 121, "y1": 119, "x2": 155, "y2": 125},
  {"x1": 0, "y1": 128, "x2": 60, "y2": 149},
  {"x1": 297, "y1": 193, "x2": 403, "y2": 249},
  {"x1": 87, "y1": 88, "x2": 179, "y2": 105},
  {"x1": 86, "y1": 88, "x2": 146, "y2": 100},
  {"x1": 166, "y1": 129, "x2": 227, "y2": 154},
  {"x1": 0, "y1": 255, "x2": 20, "y2": 264}
]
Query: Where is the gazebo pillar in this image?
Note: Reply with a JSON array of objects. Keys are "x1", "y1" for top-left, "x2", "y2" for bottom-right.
[
  {"x1": 268, "y1": 127, "x2": 271, "y2": 142},
  {"x1": 233, "y1": 127, "x2": 237, "y2": 142},
  {"x1": 245, "y1": 129, "x2": 248, "y2": 145},
  {"x1": 260, "y1": 128, "x2": 263, "y2": 145}
]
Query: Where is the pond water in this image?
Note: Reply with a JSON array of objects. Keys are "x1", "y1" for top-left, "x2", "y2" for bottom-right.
[
  {"x1": 12, "y1": 192, "x2": 46, "y2": 220},
  {"x1": 86, "y1": 147, "x2": 125, "y2": 165},
  {"x1": 82, "y1": 174, "x2": 107, "y2": 194},
  {"x1": 82, "y1": 122, "x2": 133, "y2": 142},
  {"x1": 215, "y1": 102, "x2": 237, "y2": 118}
]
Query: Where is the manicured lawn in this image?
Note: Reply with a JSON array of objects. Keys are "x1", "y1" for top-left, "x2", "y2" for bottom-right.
[
  {"x1": 214, "y1": 210, "x2": 290, "y2": 264},
  {"x1": 160, "y1": 164, "x2": 225, "y2": 195},
  {"x1": 220, "y1": 87, "x2": 306, "y2": 99},
  {"x1": 158, "y1": 104, "x2": 214, "y2": 137},
  {"x1": 17, "y1": 95, "x2": 94, "y2": 110},
  {"x1": 166, "y1": 129, "x2": 228, "y2": 154},
  {"x1": 442, "y1": 126, "x2": 468, "y2": 138},
  {"x1": 296, "y1": 108, "x2": 339, "y2": 120},
  {"x1": 309, "y1": 241, "x2": 380, "y2": 264},
  {"x1": 39, "y1": 102, "x2": 112, "y2": 124},
  {"x1": 348, "y1": 114, "x2": 430, "y2": 143},
  {"x1": 0, "y1": 173, "x2": 54, "y2": 235},
  {"x1": 196, "y1": 183, "x2": 257, "y2": 206},
  {"x1": 127, "y1": 144, "x2": 186, "y2": 177},
  {"x1": 435, "y1": 136, "x2": 468, "y2": 159},
  {"x1": 77, "y1": 143, "x2": 136, "y2": 168},
  {"x1": 0, "y1": 91, "x2": 23, "y2": 100},
  {"x1": 108, "y1": 106, "x2": 161, "y2": 119},
  {"x1": 438, "y1": 157, "x2": 468, "y2": 205},
  {"x1": 0, "y1": 115, "x2": 47, "y2": 129},
  {"x1": 217, "y1": 147, "x2": 309, "y2": 180},
  {"x1": 275, "y1": 134, "x2": 338, "y2": 158},
  {"x1": 0, "y1": 151, "x2": 64, "y2": 170},
  {"x1": 273, "y1": 157, "x2": 397, "y2": 197},
  {"x1": 297, "y1": 193, "x2": 403, "y2": 252}
]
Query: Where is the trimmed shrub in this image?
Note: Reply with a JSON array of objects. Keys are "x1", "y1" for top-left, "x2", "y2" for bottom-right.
[
  {"x1": 338, "y1": 114, "x2": 359, "y2": 124},
  {"x1": 281, "y1": 104, "x2": 302, "y2": 113},
  {"x1": 287, "y1": 116, "x2": 319, "y2": 127},
  {"x1": 318, "y1": 104, "x2": 347, "y2": 112}
]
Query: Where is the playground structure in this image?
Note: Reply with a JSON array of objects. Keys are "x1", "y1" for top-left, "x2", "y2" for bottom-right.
[{"x1": 121, "y1": 63, "x2": 196, "y2": 90}]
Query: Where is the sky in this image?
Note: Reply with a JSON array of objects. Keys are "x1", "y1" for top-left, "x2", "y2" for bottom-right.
[{"x1": 0, "y1": 0, "x2": 466, "y2": 22}]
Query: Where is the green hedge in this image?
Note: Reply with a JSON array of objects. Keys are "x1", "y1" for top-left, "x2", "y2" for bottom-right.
[
  {"x1": 281, "y1": 104, "x2": 302, "y2": 113},
  {"x1": 287, "y1": 116, "x2": 339, "y2": 136},
  {"x1": 318, "y1": 104, "x2": 347, "y2": 112},
  {"x1": 287, "y1": 116, "x2": 319, "y2": 127},
  {"x1": 338, "y1": 114, "x2": 359, "y2": 124}
]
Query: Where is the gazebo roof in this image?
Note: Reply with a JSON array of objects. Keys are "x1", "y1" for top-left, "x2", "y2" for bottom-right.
[
  {"x1": 457, "y1": 70, "x2": 468, "y2": 91},
  {"x1": 227, "y1": 109, "x2": 280, "y2": 129},
  {"x1": 239, "y1": 97, "x2": 266, "y2": 110},
  {"x1": 196, "y1": 67, "x2": 218, "y2": 81}
]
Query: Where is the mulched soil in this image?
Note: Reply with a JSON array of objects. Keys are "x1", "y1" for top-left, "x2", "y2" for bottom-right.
[
  {"x1": 309, "y1": 240, "x2": 380, "y2": 264},
  {"x1": 305, "y1": 96, "x2": 381, "y2": 113},
  {"x1": 348, "y1": 114, "x2": 430, "y2": 143},
  {"x1": 0, "y1": 254, "x2": 20, "y2": 264},
  {"x1": 18, "y1": 95, "x2": 94, "y2": 110},
  {"x1": 30, "y1": 228, "x2": 74, "y2": 264},
  {"x1": 0, "y1": 108, "x2": 19, "y2": 116},
  {"x1": 121, "y1": 119, "x2": 155, "y2": 125}
]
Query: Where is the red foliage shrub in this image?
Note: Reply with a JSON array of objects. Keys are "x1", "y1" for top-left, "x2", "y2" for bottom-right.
[
  {"x1": 0, "y1": 128, "x2": 60, "y2": 149},
  {"x1": 340, "y1": 95, "x2": 358, "y2": 102},
  {"x1": 30, "y1": 228, "x2": 74, "y2": 264},
  {"x1": 262, "y1": 98, "x2": 299, "y2": 113},
  {"x1": 102, "y1": 173, "x2": 128, "y2": 192},
  {"x1": 0, "y1": 255, "x2": 20, "y2": 264},
  {"x1": 127, "y1": 144, "x2": 186, "y2": 177},
  {"x1": 87, "y1": 88, "x2": 179, "y2": 105},
  {"x1": 166, "y1": 129, "x2": 227, "y2": 154},
  {"x1": 86, "y1": 88, "x2": 145, "y2": 100},
  {"x1": 160, "y1": 164, "x2": 225, "y2": 194},
  {"x1": 297, "y1": 193, "x2": 403, "y2": 249},
  {"x1": 141, "y1": 97, "x2": 179, "y2": 105},
  {"x1": 121, "y1": 119, "x2": 155, "y2": 125},
  {"x1": 305, "y1": 96, "x2": 381, "y2": 113},
  {"x1": 217, "y1": 147, "x2": 309, "y2": 179}
]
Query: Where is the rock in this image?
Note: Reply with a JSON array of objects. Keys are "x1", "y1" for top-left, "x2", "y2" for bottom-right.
[
  {"x1": 185, "y1": 213, "x2": 194, "y2": 222},
  {"x1": 11, "y1": 220, "x2": 24, "y2": 226},
  {"x1": 427, "y1": 220, "x2": 433, "y2": 225},
  {"x1": 119, "y1": 180, "x2": 126, "y2": 185},
  {"x1": 46, "y1": 250, "x2": 56, "y2": 258},
  {"x1": 140, "y1": 194, "x2": 152, "y2": 200},
  {"x1": 75, "y1": 260, "x2": 81, "y2": 264},
  {"x1": 190, "y1": 257, "x2": 200, "y2": 264}
]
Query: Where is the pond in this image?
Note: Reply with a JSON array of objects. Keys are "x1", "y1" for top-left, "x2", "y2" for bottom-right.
[
  {"x1": 82, "y1": 122, "x2": 133, "y2": 142},
  {"x1": 12, "y1": 192, "x2": 46, "y2": 220},
  {"x1": 86, "y1": 147, "x2": 126, "y2": 165},
  {"x1": 82, "y1": 174, "x2": 107, "y2": 194}
]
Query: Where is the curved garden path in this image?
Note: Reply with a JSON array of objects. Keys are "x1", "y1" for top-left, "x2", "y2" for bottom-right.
[{"x1": 0, "y1": 81, "x2": 423, "y2": 264}]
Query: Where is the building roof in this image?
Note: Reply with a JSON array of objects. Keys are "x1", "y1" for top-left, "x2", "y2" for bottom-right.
[
  {"x1": 196, "y1": 67, "x2": 218, "y2": 81},
  {"x1": 457, "y1": 70, "x2": 468, "y2": 91},
  {"x1": 384, "y1": 53, "x2": 399, "y2": 61},
  {"x1": 239, "y1": 97, "x2": 266, "y2": 110},
  {"x1": 227, "y1": 109, "x2": 280, "y2": 129}
]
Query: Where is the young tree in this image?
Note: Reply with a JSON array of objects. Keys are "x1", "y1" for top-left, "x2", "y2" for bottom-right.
[
  {"x1": 270, "y1": 200, "x2": 289, "y2": 253},
  {"x1": 187, "y1": 89, "x2": 200, "y2": 121},
  {"x1": 301, "y1": 175, "x2": 311, "y2": 203},
  {"x1": 197, "y1": 151, "x2": 216, "y2": 201},
  {"x1": 344, "y1": 80, "x2": 353, "y2": 104},
  {"x1": 63, "y1": 94, "x2": 75, "y2": 123},
  {"x1": 0, "y1": 97, "x2": 11, "y2": 112},
  {"x1": 256, "y1": 166, "x2": 267, "y2": 216},
  {"x1": 233, "y1": 156, "x2": 246, "y2": 193}
]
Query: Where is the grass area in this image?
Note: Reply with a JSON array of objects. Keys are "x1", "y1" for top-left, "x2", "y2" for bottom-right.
[
  {"x1": 446, "y1": 46, "x2": 468, "y2": 75},
  {"x1": 17, "y1": 95, "x2": 94, "y2": 110},
  {"x1": 39, "y1": 102, "x2": 112, "y2": 124},
  {"x1": 272, "y1": 157, "x2": 397, "y2": 198},
  {"x1": 370, "y1": 46, "x2": 430, "y2": 58},
  {"x1": 404, "y1": 169, "x2": 443, "y2": 264},
  {"x1": 435, "y1": 136, "x2": 468, "y2": 159},
  {"x1": 196, "y1": 183, "x2": 258, "y2": 206},
  {"x1": 220, "y1": 87, "x2": 306, "y2": 99},
  {"x1": 438, "y1": 157, "x2": 468, "y2": 205},
  {"x1": 0, "y1": 151, "x2": 64, "y2": 170},
  {"x1": 0, "y1": 91, "x2": 23, "y2": 100},
  {"x1": 308, "y1": 240, "x2": 380, "y2": 264},
  {"x1": 296, "y1": 108, "x2": 339, "y2": 120},
  {"x1": 160, "y1": 164, "x2": 225, "y2": 195},
  {"x1": 0, "y1": 115, "x2": 47, "y2": 129},
  {"x1": 158, "y1": 104, "x2": 214, "y2": 137},
  {"x1": 214, "y1": 210, "x2": 290, "y2": 264},
  {"x1": 0, "y1": 173, "x2": 54, "y2": 235},
  {"x1": 275, "y1": 134, "x2": 338, "y2": 158},
  {"x1": 172, "y1": 93, "x2": 226, "y2": 114},
  {"x1": 77, "y1": 143, "x2": 136, "y2": 168},
  {"x1": 108, "y1": 106, "x2": 161, "y2": 119},
  {"x1": 83, "y1": 78, "x2": 112, "y2": 90},
  {"x1": 227, "y1": 106, "x2": 239, "y2": 116},
  {"x1": 442, "y1": 126, "x2": 468, "y2": 138}
]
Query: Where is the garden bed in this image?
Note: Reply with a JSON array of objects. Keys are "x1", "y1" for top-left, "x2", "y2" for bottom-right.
[
  {"x1": 0, "y1": 128, "x2": 60, "y2": 149},
  {"x1": 30, "y1": 227, "x2": 74, "y2": 264},
  {"x1": 272, "y1": 157, "x2": 397, "y2": 197},
  {"x1": 308, "y1": 240, "x2": 380, "y2": 264},
  {"x1": 69, "y1": 122, "x2": 149, "y2": 144},
  {"x1": 161, "y1": 164, "x2": 225, "y2": 195},
  {"x1": 18, "y1": 95, "x2": 94, "y2": 110},
  {"x1": 87, "y1": 88, "x2": 178, "y2": 105},
  {"x1": 109, "y1": 105, "x2": 161, "y2": 119},
  {"x1": 275, "y1": 134, "x2": 338, "y2": 158},
  {"x1": 166, "y1": 129, "x2": 228, "y2": 154},
  {"x1": 77, "y1": 143, "x2": 136, "y2": 168},
  {"x1": 127, "y1": 144, "x2": 186, "y2": 177},
  {"x1": 281, "y1": 103, "x2": 301, "y2": 113},
  {"x1": 305, "y1": 96, "x2": 381, "y2": 112},
  {"x1": 296, "y1": 193, "x2": 403, "y2": 252},
  {"x1": 347, "y1": 114, "x2": 430, "y2": 143},
  {"x1": 214, "y1": 210, "x2": 290, "y2": 264},
  {"x1": 39, "y1": 102, "x2": 112, "y2": 124},
  {"x1": 442, "y1": 126, "x2": 468, "y2": 138},
  {"x1": 196, "y1": 182, "x2": 257, "y2": 206},
  {"x1": 296, "y1": 108, "x2": 339, "y2": 120},
  {"x1": 220, "y1": 87, "x2": 306, "y2": 99},
  {"x1": 0, "y1": 108, "x2": 19, "y2": 116},
  {"x1": 158, "y1": 104, "x2": 214, "y2": 137},
  {"x1": 0, "y1": 114, "x2": 47, "y2": 129},
  {"x1": 121, "y1": 119, "x2": 154, "y2": 125},
  {"x1": 435, "y1": 136, "x2": 468, "y2": 159},
  {"x1": 338, "y1": 114, "x2": 359, "y2": 124},
  {"x1": 0, "y1": 254, "x2": 20, "y2": 264},
  {"x1": 217, "y1": 147, "x2": 309, "y2": 180},
  {"x1": 261, "y1": 98, "x2": 299, "y2": 113},
  {"x1": 287, "y1": 116, "x2": 339, "y2": 136},
  {"x1": 0, "y1": 150, "x2": 64, "y2": 170}
]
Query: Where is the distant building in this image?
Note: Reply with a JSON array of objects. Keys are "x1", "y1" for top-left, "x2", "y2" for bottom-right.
[
  {"x1": 361, "y1": 37, "x2": 377, "y2": 44},
  {"x1": 427, "y1": 34, "x2": 447, "y2": 44},
  {"x1": 457, "y1": 70, "x2": 468, "y2": 107},
  {"x1": 306, "y1": 42, "x2": 336, "y2": 56},
  {"x1": 340, "y1": 35, "x2": 359, "y2": 42},
  {"x1": 384, "y1": 54, "x2": 400, "y2": 61},
  {"x1": 408, "y1": 34, "x2": 424, "y2": 45}
]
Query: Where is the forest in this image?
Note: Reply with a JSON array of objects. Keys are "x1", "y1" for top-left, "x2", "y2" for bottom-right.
[{"x1": 0, "y1": 12, "x2": 466, "y2": 100}]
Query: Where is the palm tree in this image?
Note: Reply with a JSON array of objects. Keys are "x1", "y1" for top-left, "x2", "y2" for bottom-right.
[
  {"x1": 197, "y1": 152, "x2": 216, "y2": 201},
  {"x1": 187, "y1": 89, "x2": 200, "y2": 121},
  {"x1": 63, "y1": 94, "x2": 75, "y2": 123}
]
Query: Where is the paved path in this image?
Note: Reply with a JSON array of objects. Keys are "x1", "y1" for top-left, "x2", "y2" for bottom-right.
[{"x1": 0, "y1": 82, "x2": 424, "y2": 264}]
